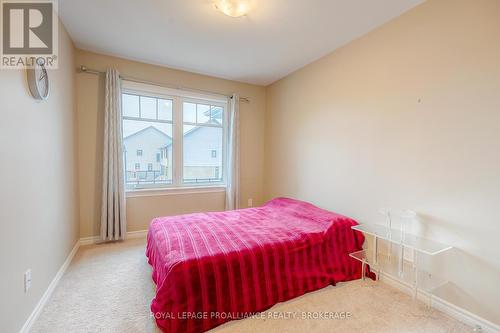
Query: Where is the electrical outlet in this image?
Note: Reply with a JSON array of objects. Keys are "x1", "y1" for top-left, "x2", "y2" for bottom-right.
[
  {"x1": 24, "y1": 269, "x2": 32, "y2": 292},
  {"x1": 247, "y1": 198, "x2": 253, "y2": 207}
]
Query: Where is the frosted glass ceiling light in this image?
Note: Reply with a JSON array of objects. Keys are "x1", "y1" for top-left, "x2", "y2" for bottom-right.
[{"x1": 215, "y1": 0, "x2": 253, "y2": 17}]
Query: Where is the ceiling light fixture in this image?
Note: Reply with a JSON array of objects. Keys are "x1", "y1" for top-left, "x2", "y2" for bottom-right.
[{"x1": 214, "y1": 0, "x2": 253, "y2": 18}]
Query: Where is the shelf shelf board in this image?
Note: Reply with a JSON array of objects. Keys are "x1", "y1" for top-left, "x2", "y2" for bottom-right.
[{"x1": 351, "y1": 224, "x2": 452, "y2": 256}]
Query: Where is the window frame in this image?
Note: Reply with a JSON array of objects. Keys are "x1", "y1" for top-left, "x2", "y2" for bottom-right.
[{"x1": 122, "y1": 80, "x2": 228, "y2": 192}]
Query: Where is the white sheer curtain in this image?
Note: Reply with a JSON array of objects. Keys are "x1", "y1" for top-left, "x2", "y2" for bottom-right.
[
  {"x1": 225, "y1": 93, "x2": 240, "y2": 210},
  {"x1": 100, "y1": 69, "x2": 126, "y2": 241}
]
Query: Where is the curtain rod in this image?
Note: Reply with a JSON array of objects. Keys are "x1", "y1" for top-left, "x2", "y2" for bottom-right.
[{"x1": 77, "y1": 65, "x2": 250, "y2": 103}]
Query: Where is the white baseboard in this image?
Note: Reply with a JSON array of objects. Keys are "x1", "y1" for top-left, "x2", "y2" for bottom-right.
[
  {"x1": 19, "y1": 240, "x2": 80, "y2": 333},
  {"x1": 18, "y1": 235, "x2": 498, "y2": 333},
  {"x1": 78, "y1": 235, "x2": 99, "y2": 246},
  {"x1": 126, "y1": 230, "x2": 148, "y2": 239},
  {"x1": 19, "y1": 229, "x2": 149, "y2": 332},
  {"x1": 79, "y1": 230, "x2": 148, "y2": 246},
  {"x1": 380, "y1": 272, "x2": 500, "y2": 333}
]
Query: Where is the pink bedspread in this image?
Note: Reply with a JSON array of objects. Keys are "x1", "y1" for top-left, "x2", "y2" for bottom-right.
[{"x1": 146, "y1": 197, "x2": 364, "y2": 333}]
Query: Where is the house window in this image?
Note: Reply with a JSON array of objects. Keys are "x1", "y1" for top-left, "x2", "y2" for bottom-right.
[
  {"x1": 134, "y1": 163, "x2": 140, "y2": 170},
  {"x1": 122, "y1": 81, "x2": 227, "y2": 190}
]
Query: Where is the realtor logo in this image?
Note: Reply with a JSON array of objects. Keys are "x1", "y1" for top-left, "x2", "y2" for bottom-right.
[{"x1": 1, "y1": 0, "x2": 58, "y2": 69}]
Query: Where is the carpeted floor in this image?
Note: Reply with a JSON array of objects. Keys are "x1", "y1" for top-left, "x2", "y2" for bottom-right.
[{"x1": 31, "y1": 238, "x2": 472, "y2": 333}]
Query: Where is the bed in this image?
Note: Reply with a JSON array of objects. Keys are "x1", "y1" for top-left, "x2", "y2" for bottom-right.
[{"x1": 146, "y1": 197, "x2": 364, "y2": 333}]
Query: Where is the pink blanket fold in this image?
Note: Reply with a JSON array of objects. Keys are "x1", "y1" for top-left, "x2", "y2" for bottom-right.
[{"x1": 146, "y1": 197, "x2": 364, "y2": 333}]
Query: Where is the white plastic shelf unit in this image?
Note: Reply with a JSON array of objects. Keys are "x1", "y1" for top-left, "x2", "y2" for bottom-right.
[
  {"x1": 349, "y1": 224, "x2": 452, "y2": 303},
  {"x1": 351, "y1": 224, "x2": 452, "y2": 255}
]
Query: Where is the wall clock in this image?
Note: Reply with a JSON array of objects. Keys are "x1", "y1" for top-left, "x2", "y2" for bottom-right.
[{"x1": 26, "y1": 59, "x2": 50, "y2": 100}]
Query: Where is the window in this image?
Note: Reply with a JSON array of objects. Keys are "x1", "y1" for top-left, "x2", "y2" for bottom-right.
[
  {"x1": 122, "y1": 81, "x2": 227, "y2": 191},
  {"x1": 123, "y1": 91, "x2": 173, "y2": 190},
  {"x1": 183, "y1": 102, "x2": 224, "y2": 184}
]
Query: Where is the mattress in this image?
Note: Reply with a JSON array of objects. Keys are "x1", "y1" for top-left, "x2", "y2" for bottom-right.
[{"x1": 146, "y1": 197, "x2": 364, "y2": 332}]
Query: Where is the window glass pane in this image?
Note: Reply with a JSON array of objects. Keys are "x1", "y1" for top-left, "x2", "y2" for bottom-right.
[
  {"x1": 122, "y1": 94, "x2": 139, "y2": 117},
  {"x1": 140, "y1": 96, "x2": 157, "y2": 119},
  {"x1": 183, "y1": 125, "x2": 223, "y2": 184},
  {"x1": 123, "y1": 119, "x2": 173, "y2": 189},
  {"x1": 158, "y1": 99, "x2": 173, "y2": 121},
  {"x1": 183, "y1": 102, "x2": 196, "y2": 123},
  {"x1": 197, "y1": 104, "x2": 211, "y2": 124},
  {"x1": 123, "y1": 90, "x2": 226, "y2": 190},
  {"x1": 211, "y1": 106, "x2": 223, "y2": 124}
]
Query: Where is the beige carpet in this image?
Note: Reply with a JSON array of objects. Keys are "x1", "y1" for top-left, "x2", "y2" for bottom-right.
[{"x1": 31, "y1": 238, "x2": 472, "y2": 333}]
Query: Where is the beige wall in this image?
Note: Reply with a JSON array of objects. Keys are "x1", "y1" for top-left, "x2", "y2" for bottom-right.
[
  {"x1": 0, "y1": 22, "x2": 78, "y2": 332},
  {"x1": 265, "y1": 0, "x2": 500, "y2": 324},
  {"x1": 2, "y1": 1, "x2": 496, "y2": 329},
  {"x1": 127, "y1": 191, "x2": 226, "y2": 232},
  {"x1": 76, "y1": 50, "x2": 266, "y2": 237}
]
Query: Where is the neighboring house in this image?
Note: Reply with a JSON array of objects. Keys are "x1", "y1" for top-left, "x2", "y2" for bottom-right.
[
  {"x1": 123, "y1": 126, "x2": 172, "y2": 186},
  {"x1": 180, "y1": 124, "x2": 223, "y2": 182},
  {"x1": 124, "y1": 124, "x2": 222, "y2": 187}
]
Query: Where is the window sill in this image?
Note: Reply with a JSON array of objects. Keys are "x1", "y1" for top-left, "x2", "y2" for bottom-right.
[{"x1": 125, "y1": 185, "x2": 226, "y2": 198}]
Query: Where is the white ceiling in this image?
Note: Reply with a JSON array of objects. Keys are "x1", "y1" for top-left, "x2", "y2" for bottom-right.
[{"x1": 59, "y1": 0, "x2": 424, "y2": 85}]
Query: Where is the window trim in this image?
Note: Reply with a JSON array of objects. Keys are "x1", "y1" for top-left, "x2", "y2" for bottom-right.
[
  {"x1": 126, "y1": 185, "x2": 226, "y2": 198},
  {"x1": 122, "y1": 80, "x2": 228, "y2": 192}
]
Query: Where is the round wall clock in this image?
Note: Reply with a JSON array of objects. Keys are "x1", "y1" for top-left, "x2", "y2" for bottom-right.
[{"x1": 27, "y1": 59, "x2": 50, "y2": 100}]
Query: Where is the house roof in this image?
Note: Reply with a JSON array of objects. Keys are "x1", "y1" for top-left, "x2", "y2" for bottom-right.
[
  {"x1": 163, "y1": 120, "x2": 222, "y2": 149},
  {"x1": 124, "y1": 123, "x2": 221, "y2": 151},
  {"x1": 123, "y1": 126, "x2": 172, "y2": 142}
]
